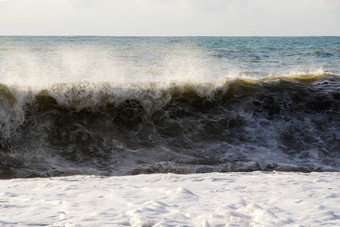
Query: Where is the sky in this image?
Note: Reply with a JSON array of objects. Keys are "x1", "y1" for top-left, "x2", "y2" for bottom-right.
[{"x1": 0, "y1": 0, "x2": 339, "y2": 36}]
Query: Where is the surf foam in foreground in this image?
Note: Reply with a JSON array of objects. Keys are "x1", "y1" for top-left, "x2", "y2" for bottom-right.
[
  {"x1": 0, "y1": 36, "x2": 339, "y2": 226},
  {"x1": 0, "y1": 172, "x2": 339, "y2": 226}
]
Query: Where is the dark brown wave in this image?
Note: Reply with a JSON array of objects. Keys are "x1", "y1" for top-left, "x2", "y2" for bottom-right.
[{"x1": 0, "y1": 73, "x2": 339, "y2": 178}]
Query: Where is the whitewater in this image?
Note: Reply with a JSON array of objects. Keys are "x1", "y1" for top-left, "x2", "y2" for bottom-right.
[
  {"x1": 1, "y1": 172, "x2": 339, "y2": 226},
  {"x1": 0, "y1": 36, "x2": 339, "y2": 226}
]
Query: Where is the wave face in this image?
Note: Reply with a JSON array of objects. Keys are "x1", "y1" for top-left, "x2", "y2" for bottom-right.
[
  {"x1": 0, "y1": 36, "x2": 340, "y2": 178},
  {"x1": 0, "y1": 74, "x2": 339, "y2": 178}
]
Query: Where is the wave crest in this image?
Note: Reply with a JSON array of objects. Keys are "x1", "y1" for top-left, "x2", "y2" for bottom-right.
[{"x1": 0, "y1": 73, "x2": 339, "y2": 178}]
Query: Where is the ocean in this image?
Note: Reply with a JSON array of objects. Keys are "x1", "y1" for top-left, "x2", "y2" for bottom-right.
[
  {"x1": 0, "y1": 36, "x2": 339, "y2": 226},
  {"x1": 0, "y1": 36, "x2": 339, "y2": 178}
]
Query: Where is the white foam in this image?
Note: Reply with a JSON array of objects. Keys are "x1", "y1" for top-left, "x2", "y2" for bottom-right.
[
  {"x1": 269, "y1": 67, "x2": 328, "y2": 78},
  {"x1": 0, "y1": 172, "x2": 339, "y2": 226}
]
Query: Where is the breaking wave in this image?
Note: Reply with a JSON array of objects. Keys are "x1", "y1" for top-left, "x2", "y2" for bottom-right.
[{"x1": 0, "y1": 73, "x2": 339, "y2": 178}]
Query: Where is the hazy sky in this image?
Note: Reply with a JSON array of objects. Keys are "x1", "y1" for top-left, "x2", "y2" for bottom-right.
[{"x1": 0, "y1": 0, "x2": 339, "y2": 36}]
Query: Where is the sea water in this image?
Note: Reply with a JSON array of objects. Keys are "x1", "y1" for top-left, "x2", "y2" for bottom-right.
[
  {"x1": 0, "y1": 36, "x2": 339, "y2": 226},
  {"x1": 0, "y1": 36, "x2": 339, "y2": 178}
]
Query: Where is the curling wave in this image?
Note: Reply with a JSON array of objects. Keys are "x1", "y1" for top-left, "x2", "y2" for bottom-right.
[{"x1": 0, "y1": 73, "x2": 339, "y2": 178}]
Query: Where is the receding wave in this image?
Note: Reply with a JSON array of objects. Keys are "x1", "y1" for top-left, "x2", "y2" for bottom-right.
[{"x1": 0, "y1": 73, "x2": 339, "y2": 178}]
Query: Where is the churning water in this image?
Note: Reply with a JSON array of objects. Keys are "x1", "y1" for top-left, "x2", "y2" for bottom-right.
[{"x1": 0, "y1": 37, "x2": 339, "y2": 178}]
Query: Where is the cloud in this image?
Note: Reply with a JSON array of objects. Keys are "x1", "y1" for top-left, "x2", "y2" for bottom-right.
[
  {"x1": 0, "y1": 0, "x2": 339, "y2": 35},
  {"x1": 68, "y1": 0, "x2": 103, "y2": 9}
]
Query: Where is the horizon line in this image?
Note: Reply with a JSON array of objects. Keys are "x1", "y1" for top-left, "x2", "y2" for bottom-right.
[{"x1": 0, "y1": 35, "x2": 339, "y2": 37}]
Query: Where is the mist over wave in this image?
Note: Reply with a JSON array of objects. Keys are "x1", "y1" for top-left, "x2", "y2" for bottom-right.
[
  {"x1": 0, "y1": 73, "x2": 339, "y2": 178},
  {"x1": 0, "y1": 37, "x2": 339, "y2": 178}
]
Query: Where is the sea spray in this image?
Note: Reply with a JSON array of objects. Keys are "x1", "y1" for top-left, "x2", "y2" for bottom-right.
[
  {"x1": 0, "y1": 36, "x2": 339, "y2": 178},
  {"x1": 0, "y1": 73, "x2": 339, "y2": 178}
]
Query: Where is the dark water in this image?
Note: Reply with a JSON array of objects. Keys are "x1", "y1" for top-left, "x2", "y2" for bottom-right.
[
  {"x1": 0, "y1": 74, "x2": 339, "y2": 178},
  {"x1": 0, "y1": 37, "x2": 339, "y2": 178}
]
